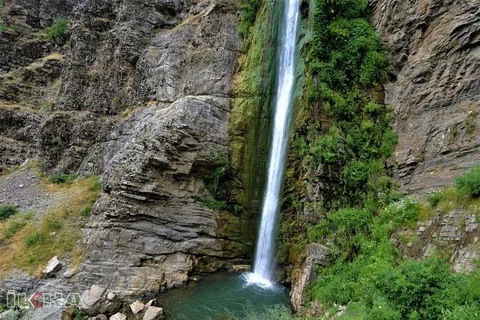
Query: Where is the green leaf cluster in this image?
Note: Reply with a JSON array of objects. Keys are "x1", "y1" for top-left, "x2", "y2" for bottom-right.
[{"x1": 455, "y1": 166, "x2": 480, "y2": 197}]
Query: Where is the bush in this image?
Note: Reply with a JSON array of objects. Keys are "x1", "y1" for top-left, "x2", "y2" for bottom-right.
[
  {"x1": 0, "y1": 205, "x2": 19, "y2": 220},
  {"x1": 49, "y1": 173, "x2": 77, "y2": 185},
  {"x1": 3, "y1": 221, "x2": 27, "y2": 238},
  {"x1": 79, "y1": 205, "x2": 92, "y2": 217},
  {"x1": 44, "y1": 18, "x2": 68, "y2": 41},
  {"x1": 25, "y1": 232, "x2": 47, "y2": 246},
  {"x1": 427, "y1": 191, "x2": 444, "y2": 207},
  {"x1": 46, "y1": 219, "x2": 62, "y2": 230},
  {"x1": 379, "y1": 196, "x2": 419, "y2": 227},
  {"x1": 90, "y1": 179, "x2": 102, "y2": 192},
  {"x1": 238, "y1": 0, "x2": 261, "y2": 37},
  {"x1": 455, "y1": 166, "x2": 480, "y2": 197}
]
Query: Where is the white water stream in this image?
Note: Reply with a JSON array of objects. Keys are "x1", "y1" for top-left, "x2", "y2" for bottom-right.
[{"x1": 245, "y1": 0, "x2": 301, "y2": 287}]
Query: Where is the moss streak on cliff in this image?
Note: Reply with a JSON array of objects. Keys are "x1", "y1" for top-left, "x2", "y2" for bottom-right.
[{"x1": 229, "y1": 1, "x2": 283, "y2": 248}]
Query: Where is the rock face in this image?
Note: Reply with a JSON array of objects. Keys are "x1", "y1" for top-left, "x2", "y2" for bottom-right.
[
  {"x1": 371, "y1": 0, "x2": 480, "y2": 194},
  {"x1": 78, "y1": 285, "x2": 121, "y2": 316},
  {"x1": 76, "y1": 95, "x2": 246, "y2": 295},
  {"x1": 1, "y1": 0, "x2": 247, "y2": 299},
  {"x1": 66, "y1": 1, "x2": 247, "y2": 295},
  {"x1": 395, "y1": 209, "x2": 480, "y2": 273},
  {"x1": 290, "y1": 244, "x2": 329, "y2": 311},
  {"x1": 0, "y1": 106, "x2": 41, "y2": 171}
]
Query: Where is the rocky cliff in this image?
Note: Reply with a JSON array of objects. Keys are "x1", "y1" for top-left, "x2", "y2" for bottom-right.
[
  {"x1": 286, "y1": 0, "x2": 480, "y2": 312},
  {"x1": 372, "y1": 0, "x2": 480, "y2": 194},
  {"x1": 1, "y1": 0, "x2": 250, "y2": 297}
]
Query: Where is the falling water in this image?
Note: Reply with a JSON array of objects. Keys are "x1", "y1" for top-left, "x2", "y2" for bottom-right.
[{"x1": 245, "y1": 0, "x2": 301, "y2": 287}]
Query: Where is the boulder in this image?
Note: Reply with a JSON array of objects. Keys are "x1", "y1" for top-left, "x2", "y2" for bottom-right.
[
  {"x1": 63, "y1": 269, "x2": 75, "y2": 278},
  {"x1": 143, "y1": 306, "x2": 165, "y2": 320},
  {"x1": 42, "y1": 256, "x2": 62, "y2": 277},
  {"x1": 109, "y1": 313, "x2": 127, "y2": 320},
  {"x1": 130, "y1": 300, "x2": 145, "y2": 315},
  {"x1": 144, "y1": 300, "x2": 154, "y2": 309},
  {"x1": 78, "y1": 285, "x2": 121, "y2": 316},
  {"x1": 61, "y1": 305, "x2": 74, "y2": 320}
]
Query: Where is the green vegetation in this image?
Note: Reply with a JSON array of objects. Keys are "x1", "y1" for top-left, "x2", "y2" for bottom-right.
[
  {"x1": 289, "y1": 0, "x2": 394, "y2": 212},
  {"x1": 46, "y1": 218, "x2": 62, "y2": 230},
  {"x1": 0, "y1": 176, "x2": 101, "y2": 276},
  {"x1": 276, "y1": 1, "x2": 480, "y2": 319},
  {"x1": 25, "y1": 232, "x2": 47, "y2": 246},
  {"x1": 281, "y1": 0, "x2": 395, "y2": 263},
  {"x1": 49, "y1": 173, "x2": 77, "y2": 184},
  {"x1": 455, "y1": 166, "x2": 480, "y2": 197},
  {"x1": 199, "y1": 152, "x2": 237, "y2": 212},
  {"x1": 238, "y1": 0, "x2": 262, "y2": 37},
  {"x1": 79, "y1": 204, "x2": 92, "y2": 217},
  {"x1": 465, "y1": 117, "x2": 476, "y2": 134},
  {"x1": 0, "y1": 205, "x2": 19, "y2": 221},
  {"x1": 0, "y1": 0, "x2": 4, "y2": 33},
  {"x1": 3, "y1": 213, "x2": 32, "y2": 239},
  {"x1": 307, "y1": 191, "x2": 480, "y2": 318},
  {"x1": 427, "y1": 190, "x2": 444, "y2": 207},
  {"x1": 44, "y1": 18, "x2": 68, "y2": 41}
]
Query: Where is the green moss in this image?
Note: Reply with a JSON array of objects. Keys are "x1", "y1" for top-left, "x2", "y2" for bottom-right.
[{"x1": 238, "y1": 0, "x2": 262, "y2": 38}]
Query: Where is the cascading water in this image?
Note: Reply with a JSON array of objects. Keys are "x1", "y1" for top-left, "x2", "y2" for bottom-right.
[{"x1": 245, "y1": 0, "x2": 301, "y2": 287}]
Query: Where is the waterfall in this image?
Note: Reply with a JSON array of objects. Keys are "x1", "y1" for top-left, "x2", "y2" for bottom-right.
[{"x1": 246, "y1": 0, "x2": 301, "y2": 286}]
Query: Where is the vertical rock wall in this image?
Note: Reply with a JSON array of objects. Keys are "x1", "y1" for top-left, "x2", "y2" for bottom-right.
[{"x1": 371, "y1": 0, "x2": 480, "y2": 194}]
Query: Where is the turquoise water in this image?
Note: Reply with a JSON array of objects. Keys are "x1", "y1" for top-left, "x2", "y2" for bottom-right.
[{"x1": 157, "y1": 273, "x2": 290, "y2": 320}]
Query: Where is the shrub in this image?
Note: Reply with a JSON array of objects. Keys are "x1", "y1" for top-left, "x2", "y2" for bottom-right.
[
  {"x1": 46, "y1": 219, "x2": 62, "y2": 230},
  {"x1": 202, "y1": 152, "x2": 236, "y2": 212},
  {"x1": 455, "y1": 166, "x2": 480, "y2": 197},
  {"x1": 3, "y1": 221, "x2": 27, "y2": 238},
  {"x1": 427, "y1": 191, "x2": 444, "y2": 207},
  {"x1": 90, "y1": 179, "x2": 102, "y2": 192},
  {"x1": 25, "y1": 232, "x2": 47, "y2": 246},
  {"x1": 465, "y1": 118, "x2": 476, "y2": 134},
  {"x1": 45, "y1": 18, "x2": 68, "y2": 41},
  {"x1": 79, "y1": 205, "x2": 92, "y2": 217},
  {"x1": 238, "y1": 0, "x2": 261, "y2": 37},
  {"x1": 379, "y1": 196, "x2": 419, "y2": 227},
  {"x1": 379, "y1": 130, "x2": 398, "y2": 157},
  {"x1": 49, "y1": 173, "x2": 77, "y2": 184},
  {"x1": 0, "y1": 205, "x2": 19, "y2": 220}
]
